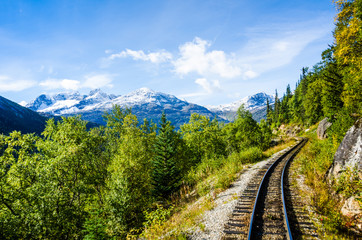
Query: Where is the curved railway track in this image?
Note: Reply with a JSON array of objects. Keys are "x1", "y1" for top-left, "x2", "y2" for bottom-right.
[{"x1": 222, "y1": 138, "x2": 316, "y2": 240}]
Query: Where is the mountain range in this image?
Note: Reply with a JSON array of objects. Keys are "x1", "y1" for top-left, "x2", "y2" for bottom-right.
[
  {"x1": 26, "y1": 88, "x2": 273, "y2": 127},
  {"x1": 0, "y1": 88, "x2": 274, "y2": 135},
  {"x1": 26, "y1": 88, "x2": 217, "y2": 128}
]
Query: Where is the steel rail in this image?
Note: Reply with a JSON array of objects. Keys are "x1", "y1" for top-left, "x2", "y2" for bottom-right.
[
  {"x1": 281, "y1": 138, "x2": 307, "y2": 240},
  {"x1": 247, "y1": 139, "x2": 305, "y2": 240}
]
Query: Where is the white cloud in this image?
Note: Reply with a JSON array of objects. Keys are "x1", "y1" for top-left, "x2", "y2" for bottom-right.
[
  {"x1": 39, "y1": 74, "x2": 114, "y2": 91},
  {"x1": 195, "y1": 78, "x2": 221, "y2": 94},
  {"x1": 40, "y1": 79, "x2": 81, "y2": 90},
  {"x1": 109, "y1": 49, "x2": 172, "y2": 63},
  {"x1": 83, "y1": 74, "x2": 113, "y2": 89},
  {"x1": 180, "y1": 78, "x2": 222, "y2": 99},
  {"x1": 173, "y1": 37, "x2": 241, "y2": 78},
  {"x1": 244, "y1": 70, "x2": 258, "y2": 79},
  {"x1": 0, "y1": 75, "x2": 35, "y2": 92},
  {"x1": 19, "y1": 101, "x2": 27, "y2": 106}
]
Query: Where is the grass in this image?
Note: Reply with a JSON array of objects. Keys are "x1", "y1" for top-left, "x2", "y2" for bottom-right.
[
  {"x1": 137, "y1": 139, "x2": 297, "y2": 239},
  {"x1": 139, "y1": 195, "x2": 215, "y2": 239},
  {"x1": 293, "y1": 130, "x2": 360, "y2": 239},
  {"x1": 263, "y1": 138, "x2": 296, "y2": 157}
]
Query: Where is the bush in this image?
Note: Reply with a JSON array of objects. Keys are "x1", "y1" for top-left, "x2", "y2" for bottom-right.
[{"x1": 238, "y1": 147, "x2": 264, "y2": 164}]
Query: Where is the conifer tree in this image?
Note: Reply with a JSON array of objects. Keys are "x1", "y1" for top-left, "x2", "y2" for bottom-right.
[
  {"x1": 320, "y1": 47, "x2": 344, "y2": 118},
  {"x1": 273, "y1": 89, "x2": 280, "y2": 125},
  {"x1": 266, "y1": 98, "x2": 272, "y2": 125},
  {"x1": 151, "y1": 113, "x2": 181, "y2": 199}
]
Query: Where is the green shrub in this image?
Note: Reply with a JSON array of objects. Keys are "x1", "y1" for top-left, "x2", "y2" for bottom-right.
[
  {"x1": 238, "y1": 147, "x2": 264, "y2": 164},
  {"x1": 334, "y1": 167, "x2": 362, "y2": 200}
]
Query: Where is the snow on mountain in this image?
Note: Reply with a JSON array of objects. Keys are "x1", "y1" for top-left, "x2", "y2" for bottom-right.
[
  {"x1": 26, "y1": 89, "x2": 117, "y2": 115},
  {"x1": 26, "y1": 88, "x2": 274, "y2": 127},
  {"x1": 111, "y1": 87, "x2": 185, "y2": 108},
  {"x1": 207, "y1": 92, "x2": 274, "y2": 112},
  {"x1": 206, "y1": 92, "x2": 274, "y2": 122},
  {"x1": 26, "y1": 88, "x2": 216, "y2": 128}
]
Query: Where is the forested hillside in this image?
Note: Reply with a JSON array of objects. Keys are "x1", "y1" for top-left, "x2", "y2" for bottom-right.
[
  {"x1": 264, "y1": 0, "x2": 362, "y2": 237},
  {"x1": 266, "y1": 0, "x2": 361, "y2": 136},
  {"x1": 0, "y1": 104, "x2": 272, "y2": 239},
  {"x1": 0, "y1": 95, "x2": 47, "y2": 135}
]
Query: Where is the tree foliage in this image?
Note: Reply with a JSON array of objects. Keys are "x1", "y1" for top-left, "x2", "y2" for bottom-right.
[{"x1": 151, "y1": 113, "x2": 182, "y2": 200}]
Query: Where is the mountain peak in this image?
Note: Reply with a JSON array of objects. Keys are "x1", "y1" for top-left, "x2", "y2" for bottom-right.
[
  {"x1": 207, "y1": 92, "x2": 274, "y2": 113},
  {"x1": 89, "y1": 88, "x2": 103, "y2": 96},
  {"x1": 133, "y1": 87, "x2": 155, "y2": 95}
]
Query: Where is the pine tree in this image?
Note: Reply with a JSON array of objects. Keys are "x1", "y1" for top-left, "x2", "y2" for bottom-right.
[
  {"x1": 320, "y1": 47, "x2": 344, "y2": 118},
  {"x1": 266, "y1": 98, "x2": 272, "y2": 125},
  {"x1": 273, "y1": 89, "x2": 280, "y2": 125},
  {"x1": 151, "y1": 113, "x2": 181, "y2": 199}
]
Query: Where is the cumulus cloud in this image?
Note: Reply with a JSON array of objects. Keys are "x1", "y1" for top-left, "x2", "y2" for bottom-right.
[
  {"x1": 179, "y1": 78, "x2": 222, "y2": 99},
  {"x1": 0, "y1": 75, "x2": 35, "y2": 92},
  {"x1": 173, "y1": 37, "x2": 242, "y2": 78},
  {"x1": 109, "y1": 49, "x2": 172, "y2": 63},
  {"x1": 83, "y1": 74, "x2": 113, "y2": 89},
  {"x1": 195, "y1": 78, "x2": 221, "y2": 94},
  {"x1": 40, "y1": 74, "x2": 113, "y2": 91},
  {"x1": 244, "y1": 70, "x2": 259, "y2": 79}
]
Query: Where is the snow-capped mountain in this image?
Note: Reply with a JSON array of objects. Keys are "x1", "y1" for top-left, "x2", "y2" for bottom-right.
[
  {"x1": 207, "y1": 92, "x2": 274, "y2": 112},
  {"x1": 27, "y1": 89, "x2": 116, "y2": 115},
  {"x1": 207, "y1": 92, "x2": 274, "y2": 121},
  {"x1": 27, "y1": 88, "x2": 216, "y2": 128},
  {"x1": 26, "y1": 89, "x2": 274, "y2": 127}
]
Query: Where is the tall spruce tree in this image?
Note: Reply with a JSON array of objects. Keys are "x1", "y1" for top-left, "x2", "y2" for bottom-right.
[
  {"x1": 151, "y1": 113, "x2": 181, "y2": 199},
  {"x1": 273, "y1": 89, "x2": 280, "y2": 124},
  {"x1": 266, "y1": 98, "x2": 272, "y2": 125}
]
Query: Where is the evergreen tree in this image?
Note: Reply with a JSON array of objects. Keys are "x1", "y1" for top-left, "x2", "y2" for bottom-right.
[
  {"x1": 280, "y1": 84, "x2": 292, "y2": 123},
  {"x1": 320, "y1": 47, "x2": 344, "y2": 118},
  {"x1": 151, "y1": 113, "x2": 181, "y2": 199},
  {"x1": 266, "y1": 98, "x2": 272, "y2": 126},
  {"x1": 273, "y1": 89, "x2": 280, "y2": 125}
]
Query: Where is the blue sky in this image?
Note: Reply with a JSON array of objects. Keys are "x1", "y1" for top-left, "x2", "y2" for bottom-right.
[{"x1": 0, "y1": 0, "x2": 336, "y2": 106}]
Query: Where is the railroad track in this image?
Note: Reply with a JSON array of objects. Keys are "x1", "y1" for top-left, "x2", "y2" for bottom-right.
[{"x1": 222, "y1": 138, "x2": 316, "y2": 240}]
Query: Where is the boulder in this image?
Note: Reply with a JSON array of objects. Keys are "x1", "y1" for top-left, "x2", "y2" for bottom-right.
[
  {"x1": 341, "y1": 196, "x2": 362, "y2": 232},
  {"x1": 341, "y1": 196, "x2": 361, "y2": 219},
  {"x1": 326, "y1": 118, "x2": 362, "y2": 233},
  {"x1": 328, "y1": 118, "x2": 362, "y2": 180},
  {"x1": 317, "y1": 117, "x2": 332, "y2": 139}
]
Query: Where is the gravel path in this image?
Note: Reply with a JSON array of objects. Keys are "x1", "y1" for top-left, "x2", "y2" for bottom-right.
[{"x1": 189, "y1": 147, "x2": 293, "y2": 240}]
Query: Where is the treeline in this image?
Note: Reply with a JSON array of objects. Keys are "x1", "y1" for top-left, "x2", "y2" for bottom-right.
[
  {"x1": 267, "y1": 0, "x2": 361, "y2": 140},
  {"x1": 0, "y1": 105, "x2": 272, "y2": 239}
]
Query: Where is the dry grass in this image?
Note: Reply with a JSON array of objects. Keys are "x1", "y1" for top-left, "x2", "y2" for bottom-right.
[{"x1": 263, "y1": 138, "x2": 296, "y2": 157}]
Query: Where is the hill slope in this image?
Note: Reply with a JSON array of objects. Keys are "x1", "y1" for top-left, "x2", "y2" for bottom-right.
[{"x1": 0, "y1": 95, "x2": 47, "y2": 135}]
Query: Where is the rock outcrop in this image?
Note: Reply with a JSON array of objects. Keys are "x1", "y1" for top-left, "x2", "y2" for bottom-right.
[
  {"x1": 327, "y1": 118, "x2": 362, "y2": 232},
  {"x1": 317, "y1": 117, "x2": 332, "y2": 139},
  {"x1": 328, "y1": 118, "x2": 362, "y2": 179},
  {"x1": 278, "y1": 124, "x2": 302, "y2": 137},
  {"x1": 341, "y1": 197, "x2": 361, "y2": 219}
]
